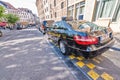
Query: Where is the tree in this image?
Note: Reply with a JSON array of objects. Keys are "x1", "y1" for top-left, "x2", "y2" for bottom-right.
[
  {"x1": 5, "y1": 14, "x2": 19, "y2": 24},
  {"x1": 0, "y1": 6, "x2": 20, "y2": 29},
  {"x1": 0, "y1": 6, "x2": 5, "y2": 21},
  {"x1": 5, "y1": 14, "x2": 20, "y2": 29}
]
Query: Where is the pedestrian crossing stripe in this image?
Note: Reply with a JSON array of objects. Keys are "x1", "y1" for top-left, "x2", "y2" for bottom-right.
[
  {"x1": 87, "y1": 70, "x2": 99, "y2": 80},
  {"x1": 101, "y1": 72, "x2": 114, "y2": 80},
  {"x1": 86, "y1": 63, "x2": 96, "y2": 69},
  {"x1": 76, "y1": 61, "x2": 85, "y2": 68}
]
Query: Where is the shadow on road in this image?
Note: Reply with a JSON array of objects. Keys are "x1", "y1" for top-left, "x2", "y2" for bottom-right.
[
  {"x1": 0, "y1": 28, "x2": 75, "y2": 80},
  {"x1": 109, "y1": 37, "x2": 120, "y2": 51}
]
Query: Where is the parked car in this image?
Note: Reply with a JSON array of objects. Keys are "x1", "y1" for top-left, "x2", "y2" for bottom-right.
[
  {"x1": 0, "y1": 30, "x2": 2, "y2": 37},
  {"x1": 47, "y1": 20, "x2": 115, "y2": 58},
  {"x1": 39, "y1": 20, "x2": 54, "y2": 35},
  {"x1": 17, "y1": 26, "x2": 22, "y2": 30},
  {"x1": 0, "y1": 22, "x2": 7, "y2": 29}
]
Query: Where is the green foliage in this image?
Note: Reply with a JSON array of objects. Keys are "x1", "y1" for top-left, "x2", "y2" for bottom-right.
[
  {"x1": 0, "y1": 6, "x2": 5, "y2": 21},
  {"x1": 5, "y1": 14, "x2": 19, "y2": 24},
  {"x1": 0, "y1": 6, "x2": 20, "y2": 24}
]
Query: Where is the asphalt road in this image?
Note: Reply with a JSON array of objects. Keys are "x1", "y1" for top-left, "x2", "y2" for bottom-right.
[{"x1": 0, "y1": 28, "x2": 76, "y2": 80}]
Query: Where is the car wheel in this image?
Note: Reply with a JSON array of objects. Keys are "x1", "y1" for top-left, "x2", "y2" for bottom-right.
[{"x1": 59, "y1": 40, "x2": 69, "y2": 55}]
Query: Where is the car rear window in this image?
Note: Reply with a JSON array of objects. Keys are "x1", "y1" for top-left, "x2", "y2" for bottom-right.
[
  {"x1": 67, "y1": 21, "x2": 104, "y2": 32},
  {"x1": 67, "y1": 21, "x2": 85, "y2": 30},
  {"x1": 81, "y1": 22, "x2": 105, "y2": 31}
]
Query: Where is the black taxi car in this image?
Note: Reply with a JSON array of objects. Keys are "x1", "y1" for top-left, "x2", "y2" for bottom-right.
[{"x1": 47, "y1": 20, "x2": 115, "y2": 58}]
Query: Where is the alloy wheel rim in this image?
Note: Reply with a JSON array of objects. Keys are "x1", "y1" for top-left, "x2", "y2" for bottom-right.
[{"x1": 60, "y1": 41, "x2": 65, "y2": 54}]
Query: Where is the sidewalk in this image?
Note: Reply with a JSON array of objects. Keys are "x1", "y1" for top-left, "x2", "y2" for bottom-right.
[{"x1": 110, "y1": 33, "x2": 120, "y2": 51}]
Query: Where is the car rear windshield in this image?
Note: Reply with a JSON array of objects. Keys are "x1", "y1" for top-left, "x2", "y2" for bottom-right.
[{"x1": 67, "y1": 21, "x2": 104, "y2": 32}]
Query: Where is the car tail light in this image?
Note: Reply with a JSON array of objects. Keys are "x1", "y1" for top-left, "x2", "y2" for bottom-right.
[{"x1": 74, "y1": 35, "x2": 98, "y2": 45}]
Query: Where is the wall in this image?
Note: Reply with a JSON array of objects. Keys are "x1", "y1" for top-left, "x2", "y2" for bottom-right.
[{"x1": 84, "y1": 0, "x2": 96, "y2": 22}]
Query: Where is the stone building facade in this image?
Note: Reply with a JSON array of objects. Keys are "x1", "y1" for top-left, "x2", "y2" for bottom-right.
[
  {"x1": 36, "y1": 0, "x2": 120, "y2": 32},
  {"x1": 0, "y1": 1, "x2": 38, "y2": 26}
]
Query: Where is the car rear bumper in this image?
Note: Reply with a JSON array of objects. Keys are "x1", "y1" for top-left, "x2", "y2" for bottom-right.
[{"x1": 68, "y1": 39, "x2": 115, "y2": 53}]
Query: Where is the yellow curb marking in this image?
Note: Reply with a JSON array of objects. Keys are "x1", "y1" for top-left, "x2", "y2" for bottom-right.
[
  {"x1": 69, "y1": 55, "x2": 75, "y2": 59},
  {"x1": 86, "y1": 63, "x2": 96, "y2": 69},
  {"x1": 88, "y1": 70, "x2": 99, "y2": 80},
  {"x1": 101, "y1": 72, "x2": 114, "y2": 80},
  {"x1": 76, "y1": 61, "x2": 85, "y2": 68},
  {"x1": 77, "y1": 56, "x2": 84, "y2": 60}
]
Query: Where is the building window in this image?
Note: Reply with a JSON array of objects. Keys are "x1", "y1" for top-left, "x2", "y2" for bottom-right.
[
  {"x1": 68, "y1": 6, "x2": 74, "y2": 17},
  {"x1": 50, "y1": 4, "x2": 52, "y2": 9},
  {"x1": 54, "y1": 0, "x2": 56, "y2": 6},
  {"x1": 75, "y1": 2, "x2": 85, "y2": 19},
  {"x1": 76, "y1": 7, "x2": 79, "y2": 19},
  {"x1": 79, "y1": 6, "x2": 85, "y2": 14},
  {"x1": 47, "y1": 7, "x2": 48, "y2": 11},
  {"x1": 114, "y1": 5, "x2": 120, "y2": 21},
  {"x1": 44, "y1": 1, "x2": 45, "y2": 5},
  {"x1": 51, "y1": 14, "x2": 52, "y2": 18},
  {"x1": 61, "y1": 2, "x2": 64, "y2": 9},
  {"x1": 100, "y1": 0, "x2": 116, "y2": 18},
  {"x1": 55, "y1": 12, "x2": 57, "y2": 18},
  {"x1": 48, "y1": 15, "x2": 49, "y2": 18}
]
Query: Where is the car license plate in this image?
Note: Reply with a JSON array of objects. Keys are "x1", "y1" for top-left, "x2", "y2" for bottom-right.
[{"x1": 100, "y1": 34, "x2": 109, "y2": 42}]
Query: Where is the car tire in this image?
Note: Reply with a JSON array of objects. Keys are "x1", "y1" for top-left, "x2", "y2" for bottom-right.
[
  {"x1": 83, "y1": 52, "x2": 90, "y2": 59},
  {"x1": 59, "y1": 40, "x2": 69, "y2": 55}
]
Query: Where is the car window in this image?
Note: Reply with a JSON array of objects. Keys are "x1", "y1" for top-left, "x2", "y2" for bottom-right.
[
  {"x1": 78, "y1": 24, "x2": 91, "y2": 32},
  {"x1": 61, "y1": 22, "x2": 69, "y2": 30},
  {"x1": 51, "y1": 22, "x2": 58, "y2": 29},
  {"x1": 67, "y1": 21, "x2": 84, "y2": 30},
  {"x1": 57, "y1": 22, "x2": 62, "y2": 29},
  {"x1": 78, "y1": 22, "x2": 104, "y2": 32}
]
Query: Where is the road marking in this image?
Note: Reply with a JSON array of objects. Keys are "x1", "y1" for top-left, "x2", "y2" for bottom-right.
[
  {"x1": 92, "y1": 58, "x2": 101, "y2": 64},
  {"x1": 88, "y1": 70, "x2": 99, "y2": 80},
  {"x1": 86, "y1": 63, "x2": 96, "y2": 69},
  {"x1": 101, "y1": 72, "x2": 114, "y2": 80},
  {"x1": 69, "y1": 55, "x2": 75, "y2": 59},
  {"x1": 76, "y1": 61, "x2": 85, "y2": 68},
  {"x1": 77, "y1": 56, "x2": 84, "y2": 60}
]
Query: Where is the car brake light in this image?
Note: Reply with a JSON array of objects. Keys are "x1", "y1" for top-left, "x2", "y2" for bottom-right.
[{"x1": 74, "y1": 35, "x2": 98, "y2": 45}]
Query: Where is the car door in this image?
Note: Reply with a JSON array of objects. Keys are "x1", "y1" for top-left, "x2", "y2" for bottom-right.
[
  {"x1": 48, "y1": 22, "x2": 60, "y2": 42},
  {"x1": 52, "y1": 22, "x2": 62, "y2": 43},
  {"x1": 57, "y1": 21, "x2": 73, "y2": 44},
  {"x1": 47, "y1": 23, "x2": 56, "y2": 40},
  {"x1": 60, "y1": 21, "x2": 75, "y2": 46}
]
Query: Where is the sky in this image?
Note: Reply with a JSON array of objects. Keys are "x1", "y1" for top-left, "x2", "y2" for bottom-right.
[{"x1": 2, "y1": 0, "x2": 38, "y2": 15}]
